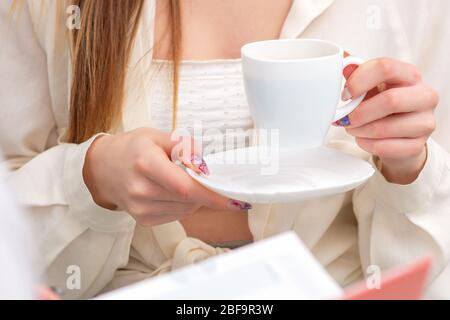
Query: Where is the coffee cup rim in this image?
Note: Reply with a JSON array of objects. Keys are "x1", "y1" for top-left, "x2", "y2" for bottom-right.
[{"x1": 241, "y1": 38, "x2": 343, "y2": 63}]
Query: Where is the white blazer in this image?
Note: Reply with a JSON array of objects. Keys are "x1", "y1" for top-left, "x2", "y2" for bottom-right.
[{"x1": 1, "y1": 0, "x2": 450, "y2": 299}]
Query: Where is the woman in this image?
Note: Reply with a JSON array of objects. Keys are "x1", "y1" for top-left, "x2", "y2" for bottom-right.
[{"x1": 1, "y1": 0, "x2": 449, "y2": 299}]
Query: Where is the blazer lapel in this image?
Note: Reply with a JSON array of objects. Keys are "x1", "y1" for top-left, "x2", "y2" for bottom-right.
[{"x1": 280, "y1": 0, "x2": 335, "y2": 38}]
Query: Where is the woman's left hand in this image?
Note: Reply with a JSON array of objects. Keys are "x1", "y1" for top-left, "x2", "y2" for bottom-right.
[{"x1": 335, "y1": 57, "x2": 439, "y2": 184}]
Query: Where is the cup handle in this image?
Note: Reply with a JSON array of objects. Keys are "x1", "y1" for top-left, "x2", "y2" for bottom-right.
[{"x1": 332, "y1": 56, "x2": 367, "y2": 123}]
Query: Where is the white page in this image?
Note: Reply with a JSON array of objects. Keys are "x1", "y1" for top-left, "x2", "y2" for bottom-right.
[{"x1": 98, "y1": 232, "x2": 343, "y2": 300}]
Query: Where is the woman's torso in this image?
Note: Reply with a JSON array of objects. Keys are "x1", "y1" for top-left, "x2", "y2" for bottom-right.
[
  {"x1": 151, "y1": 0, "x2": 293, "y2": 244},
  {"x1": 149, "y1": 59, "x2": 255, "y2": 243}
]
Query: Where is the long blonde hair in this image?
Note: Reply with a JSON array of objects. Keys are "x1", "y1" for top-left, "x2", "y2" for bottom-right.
[{"x1": 11, "y1": 0, "x2": 182, "y2": 143}]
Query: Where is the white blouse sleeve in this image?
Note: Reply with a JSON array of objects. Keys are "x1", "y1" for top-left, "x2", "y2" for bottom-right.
[
  {"x1": 353, "y1": 139, "x2": 450, "y2": 297},
  {"x1": 0, "y1": 1, "x2": 135, "y2": 299}
]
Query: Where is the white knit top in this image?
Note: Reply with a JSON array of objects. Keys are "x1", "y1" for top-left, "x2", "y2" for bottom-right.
[{"x1": 148, "y1": 60, "x2": 254, "y2": 153}]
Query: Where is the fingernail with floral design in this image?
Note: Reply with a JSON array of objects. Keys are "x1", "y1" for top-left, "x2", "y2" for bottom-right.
[
  {"x1": 333, "y1": 115, "x2": 351, "y2": 127},
  {"x1": 184, "y1": 154, "x2": 210, "y2": 176},
  {"x1": 228, "y1": 199, "x2": 253, "y2": 211}
]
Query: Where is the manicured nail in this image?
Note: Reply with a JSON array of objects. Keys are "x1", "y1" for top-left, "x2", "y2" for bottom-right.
[
  {"x1": 333, "y1": 116, "x2": 351, "y2": 127},
  {"x1": 191, "y1": 154, "x2": 210, "y2": 176},
  {"x1": 183, "y1": 154, "x2": 210, "y2": 176},
  {"x1": 228, "y1": 199, "x2": 253, "y2": 211},
  {"x1": 341, "y1": 87, "x2": 352, "y2": 101}
]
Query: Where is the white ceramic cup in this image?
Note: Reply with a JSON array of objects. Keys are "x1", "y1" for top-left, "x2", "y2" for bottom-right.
[{"x1": 242, "y1": 39, "x2": 367, "y2": 149}]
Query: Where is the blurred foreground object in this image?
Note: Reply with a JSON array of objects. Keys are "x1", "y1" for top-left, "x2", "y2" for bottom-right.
[
  {"x1": 98, "y1": 232, "x2": 430, "y2": 300},
  {"x1": 0, "y1": 156, "x2": 36, "y2": 299}
]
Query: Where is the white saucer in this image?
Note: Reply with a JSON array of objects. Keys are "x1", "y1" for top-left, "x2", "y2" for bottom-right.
[{"x1": 187, "y1": 146, "x2": 375, "y2": 204}]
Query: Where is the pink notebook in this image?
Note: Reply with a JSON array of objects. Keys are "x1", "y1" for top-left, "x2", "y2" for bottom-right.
[{"x1": 342, "y1": 257, "x2": 432, "y2": 300}]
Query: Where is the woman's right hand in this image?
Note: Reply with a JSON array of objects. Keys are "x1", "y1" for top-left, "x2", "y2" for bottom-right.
[{"x1": 82, "y1": 128, "x2": 252, "y2": 226}]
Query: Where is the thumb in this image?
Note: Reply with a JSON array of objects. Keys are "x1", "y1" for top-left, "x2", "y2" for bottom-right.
[{"x1": 343, "y1": 51, "x2": 359, "y2": 80}]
